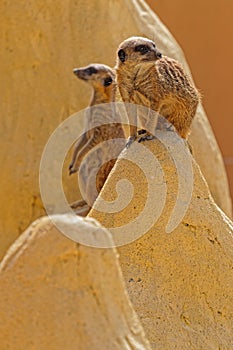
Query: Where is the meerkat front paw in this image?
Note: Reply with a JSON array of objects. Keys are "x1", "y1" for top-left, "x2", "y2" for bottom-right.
[
  {"x1": 69, "y1": 163, "x2": 78, "y2": 176},
  {"x1": 125, "y1": 135, "x2": 137, "y2": 148},
  {"x1": 138, "y1": 129, "x2": 147, "y2": 135},
  {"x1": 138, "y1": 132, "x2": 155, "y2": 143}
]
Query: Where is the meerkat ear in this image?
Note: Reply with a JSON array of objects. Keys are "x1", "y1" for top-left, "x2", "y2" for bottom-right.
[{"x1": 118, "y1": 49, "x2": 127, "y2": 63}]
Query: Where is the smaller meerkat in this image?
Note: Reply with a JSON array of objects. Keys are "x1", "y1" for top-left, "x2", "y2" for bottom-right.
[
  {"x1": 115, "y1": 36, "x2": 200, "y2": 145},
  {"x1": 69, "y1": 64, "x2": 125, "y2": 214}
]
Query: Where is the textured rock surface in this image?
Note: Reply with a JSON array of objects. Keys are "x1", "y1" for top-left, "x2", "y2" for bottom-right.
[
  {"x1": 0, "y1": 215, "x2": 151, "y2": 350},
  {"x1": 0, "y1": 0, "x2": 231, "y2": 260},
  {"x1": 89, "y1": 135, "x2": 233, "y2": 349}
]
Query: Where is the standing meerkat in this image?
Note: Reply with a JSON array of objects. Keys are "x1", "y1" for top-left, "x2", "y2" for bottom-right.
[
  {"x1": 115, "y1": 36, "x2": 200, "y2": 145},
  {"x1": 69, "y1": 63, "x2": 125, "y2": 215}
]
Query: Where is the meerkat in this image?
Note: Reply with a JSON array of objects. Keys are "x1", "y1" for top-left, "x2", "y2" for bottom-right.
[
  {"x1": 115, "y1": 36, "x2": 200, "y2": 146},
  {"x1": 69, "y1": 63, "x2": 125, "y2": 215}
]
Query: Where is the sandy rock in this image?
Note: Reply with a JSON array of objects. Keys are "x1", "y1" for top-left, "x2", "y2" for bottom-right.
[
  {"x1": 0, "y1": 0, "x2": 231, "y2": 259},
  {"x1": 88, "y1": 131, "x2": 233, "y2": 349},
  {"x1": 0, "y1": 215, "x2": 151, "y2": 350},
  {"x1": 124, "y1": 0, "x2": 232, "y2": 217}
]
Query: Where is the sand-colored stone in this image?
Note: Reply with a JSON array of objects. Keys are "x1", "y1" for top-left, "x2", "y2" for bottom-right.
[
  {"x1": 89, "y1": 134, "x2": 233, "y2": 349},
  {"x1": 0, "y1": 215, "x2": 151, "y2": 350},
  {"x1": 0, "y1": 0, "x2": 231, "y2": 259}
]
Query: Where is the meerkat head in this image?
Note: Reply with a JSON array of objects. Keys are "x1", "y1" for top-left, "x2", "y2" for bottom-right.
[
  {"x1": 73, "y1": 64, "x2": 115, "y2": 89},
  {"x1": 116, "y1": 36, "x2": 162, "y2": 66}
]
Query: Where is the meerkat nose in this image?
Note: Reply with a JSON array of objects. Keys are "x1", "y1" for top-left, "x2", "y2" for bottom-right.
[{"x1": 73, "y1": 68, "x2": 80, "y2": 76}]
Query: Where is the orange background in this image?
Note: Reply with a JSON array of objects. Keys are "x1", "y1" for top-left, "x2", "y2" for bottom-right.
[{"x1": 147, "y1": 0, "x2": 233, "y2": 199}]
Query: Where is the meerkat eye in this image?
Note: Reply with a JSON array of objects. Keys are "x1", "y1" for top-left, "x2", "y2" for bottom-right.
[
  {"x1": 135, "y1": 45, "x2": 150, "y2": 54},
  {"x1": 85, "y1": 67, "x2": 97, "y2": 75},
  {"x1": 103, "y1": 77, "x2": 113, "y2": 87}
]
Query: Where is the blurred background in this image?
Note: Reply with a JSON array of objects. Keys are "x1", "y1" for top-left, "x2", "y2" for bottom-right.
[{"x1": 147, "y1": 0, "x2": 233, "y2": 198}]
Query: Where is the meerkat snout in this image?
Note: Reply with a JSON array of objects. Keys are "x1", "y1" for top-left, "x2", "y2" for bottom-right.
[
  {"x1": 73, "y1": 65, "x2": 98, "y2": 80},
  {"x1": 73, "y1": 68, "x2": 84, "y2": 79},
  {"x1": 73, "y1": 68, "x2": 80, "y2": 76}
]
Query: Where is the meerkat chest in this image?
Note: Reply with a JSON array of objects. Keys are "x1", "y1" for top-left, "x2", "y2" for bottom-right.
[
  {"x1": 85, "y1": 104, "x2": 125, "y2": 143},
  {"x1": 136, "y1": 63, "x2": 157, "y2": 88},
  {"x1": 118, "y1": 65, "x2": 155, "y2": 108}
]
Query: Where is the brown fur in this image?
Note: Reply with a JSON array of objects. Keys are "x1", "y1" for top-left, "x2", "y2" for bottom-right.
[
  {"x1": 69, "y1": 64, "x2": 125, "y2": 215},
  {"x1": 115, "y1": 36, "x2": 200, "y2": 142}
]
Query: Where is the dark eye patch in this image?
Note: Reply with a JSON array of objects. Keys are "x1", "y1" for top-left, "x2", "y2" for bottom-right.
[
  {"x1": 85, "y1": 67, "x2": 97, "y2": 75},
  {"x1": 103, "y1": 76, "x2": 113, "y2": 87},
  {"x1": 135, "y1": 45, "x2": 150, "y2": 54}
]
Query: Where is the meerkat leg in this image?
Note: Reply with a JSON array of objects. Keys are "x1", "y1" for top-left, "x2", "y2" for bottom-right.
[
  {"x1": 137, "y1": 108, "x2": 148, "y2": 136},
  {"x1": 69, "y1": 132, "x2": 88, "y2": 175},
  {"x1": 70, "y1": 199, "x2": 91, "y2": 217},
  {"x1": 126, "y1": 124, "x2": 138, "y2": 147},
  {"x1": 74, "y1": 206, "x2": 91, "y2": 217},
  {"x1": 138, "y1": 109, "x2": 157, "y2": 143},
  {"x1": 74, "y1": 204, "x2": 91, "y2": 216},
  {"x1": 70, "y1": 199, "x2": 87, "y2": 209},
  {"x1": 70, "y1": 134, "x2": 99, "y2": 172},
  {"x1": 125, "y1": 104, "x2": 138, "y2": 148}
]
